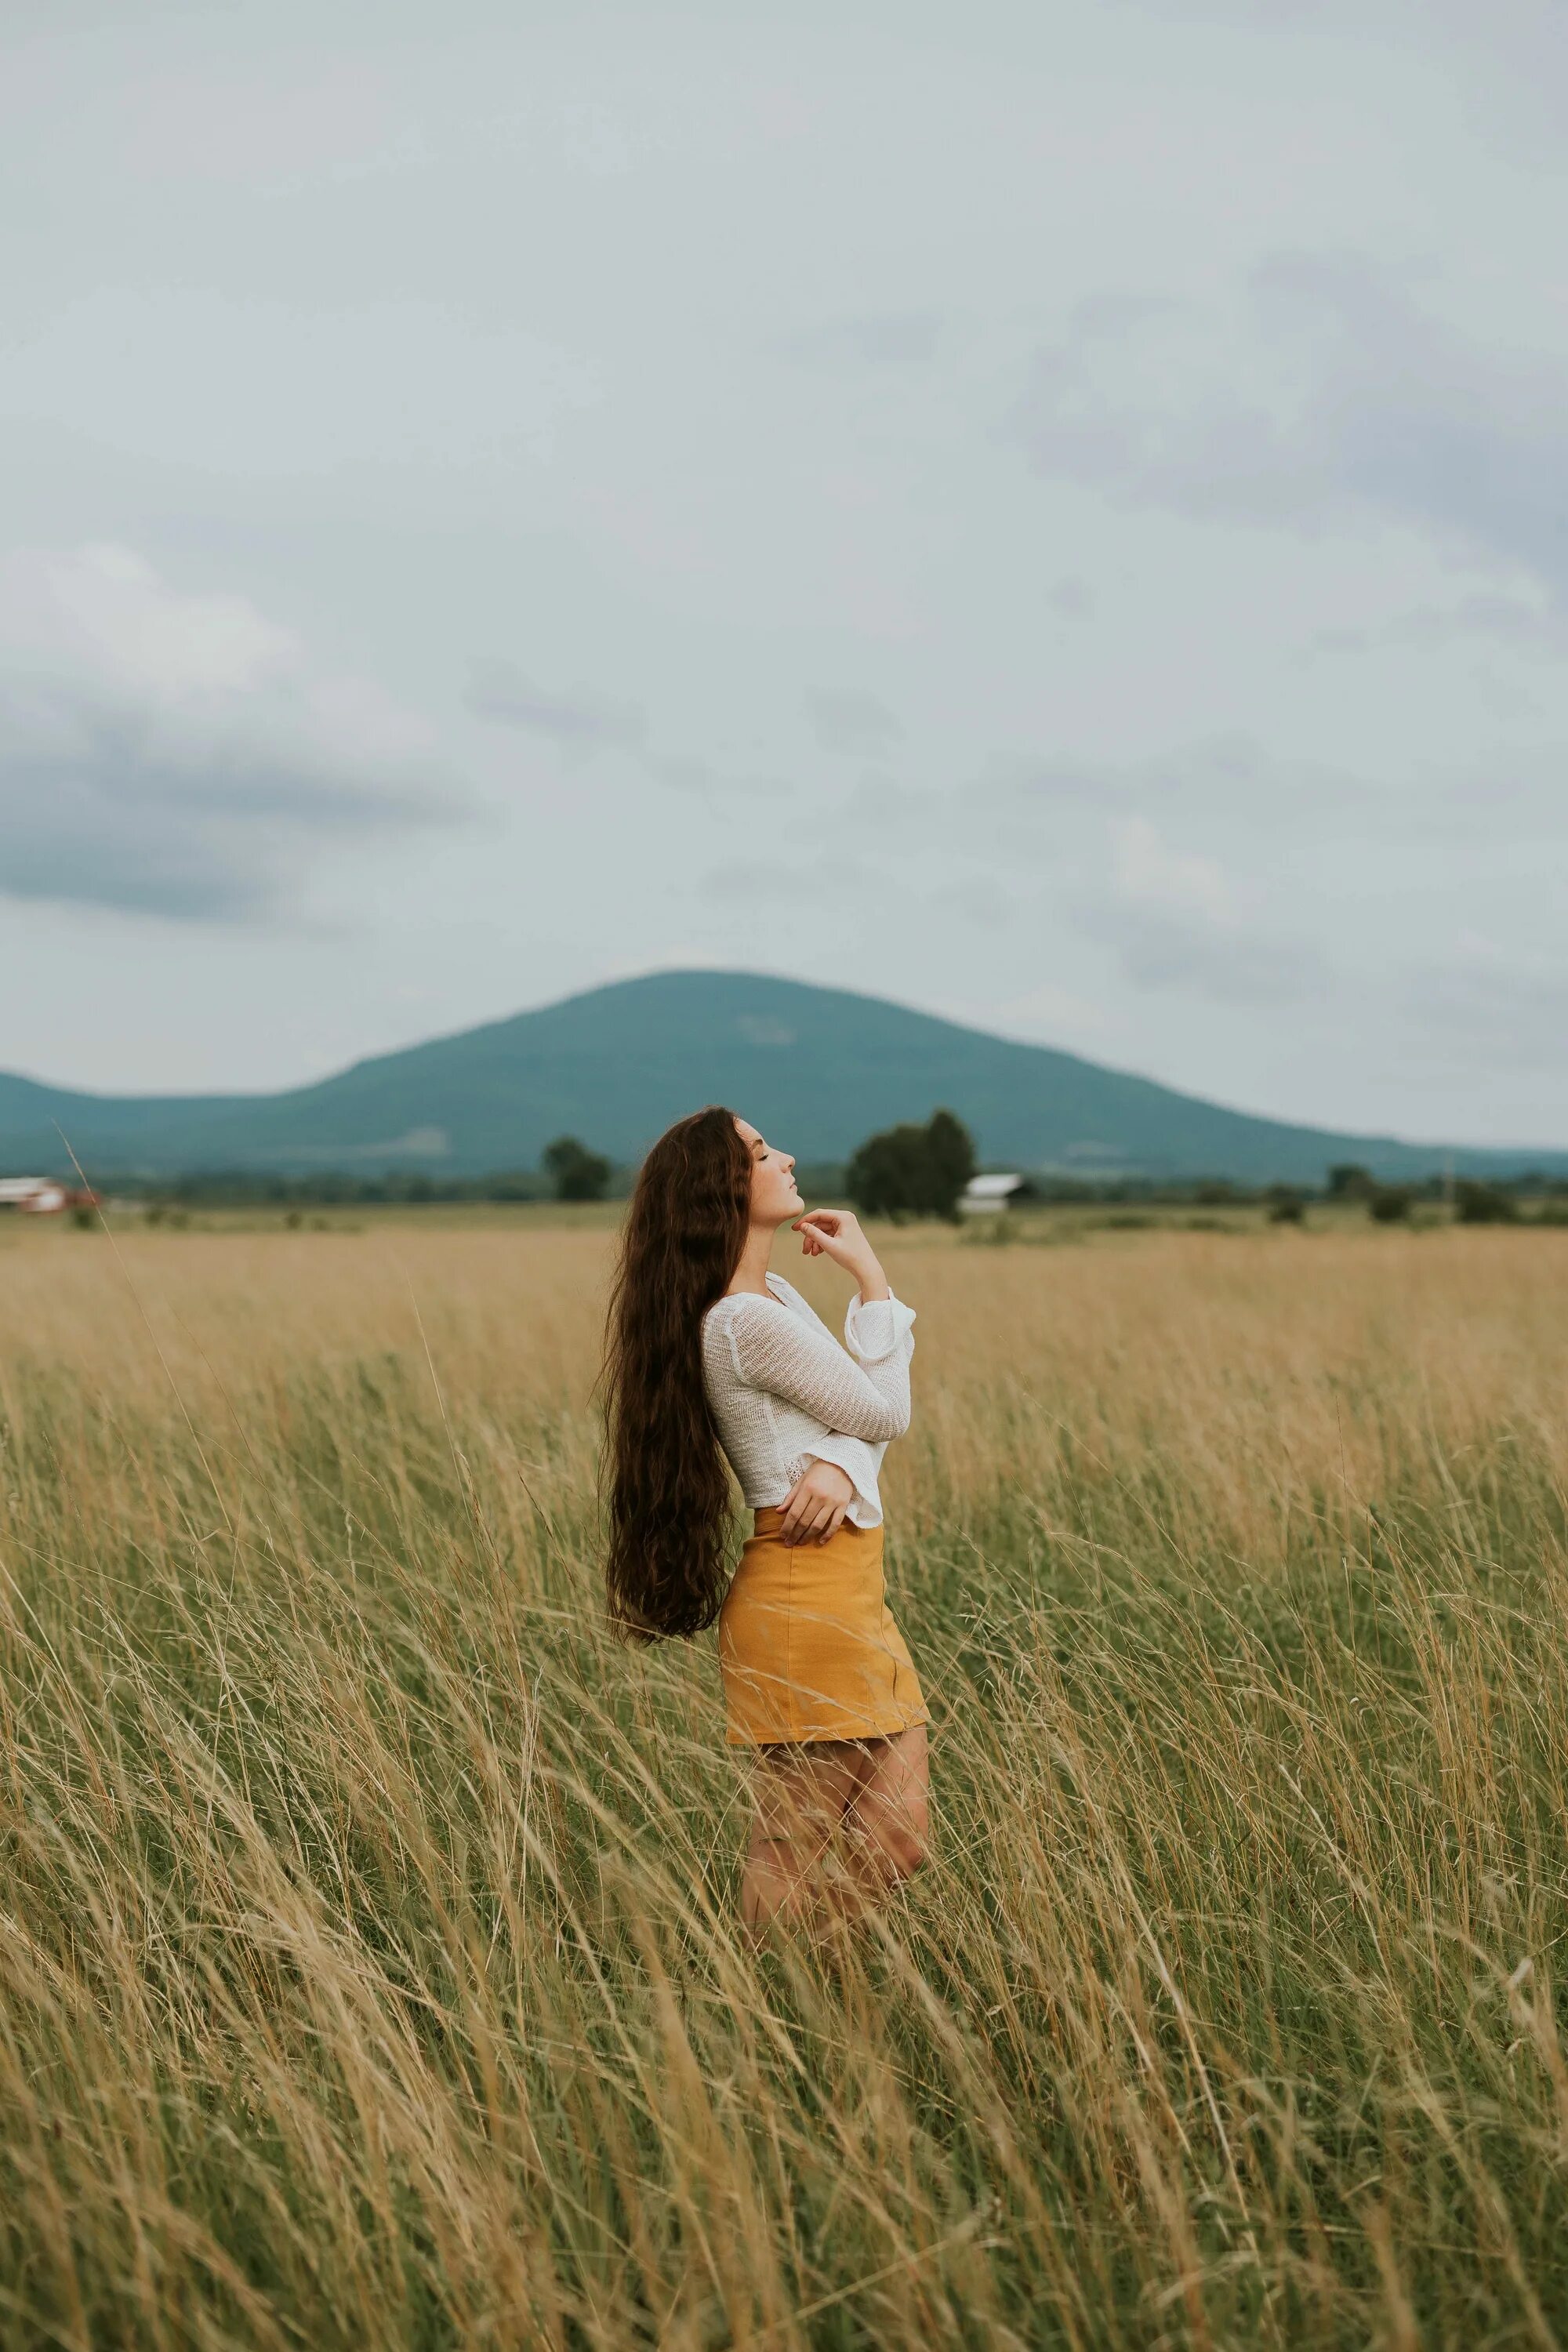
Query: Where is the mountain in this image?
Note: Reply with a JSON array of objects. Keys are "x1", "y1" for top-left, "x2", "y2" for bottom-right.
[{"x1": 4, "y1": 968, "x2": 1564, "y2": 1187}]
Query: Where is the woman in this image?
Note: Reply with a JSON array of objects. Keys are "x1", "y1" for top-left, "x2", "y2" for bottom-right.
[{"x1": 602, "y1": 1105, "x2": 928, "y2": 1932}]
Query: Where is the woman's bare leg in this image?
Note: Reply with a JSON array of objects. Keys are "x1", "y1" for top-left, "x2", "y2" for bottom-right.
[
  {"x1": 742, "y1": 1726, "x2": 929, "y2": 1934},
  {"x1": 843, "y1": 1722, "x2": 928, "y2": 1896},
  {"x1": 741, "y1": 1742, "x2": 862, "y2": 1934}
]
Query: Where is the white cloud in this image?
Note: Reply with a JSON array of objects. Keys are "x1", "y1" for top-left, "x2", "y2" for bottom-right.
[
  {"x1": 466, "y1": 658, "x2": 645, "y2": 754},
  {"x1": 1017, "y1": 256, "x2": 1568, "y2": 600},
  {"x1": 780, "y1": 310, "x2": 946, "y2": 367},
  {"x1": 1403, "y1": 935, "x2": 1568, "y2": 1073},
  {"x1": 1110, "y1": 817, "x2": 1236, "y2": 924},
  {"x1": 1096, "y1": 818, "x2": 1328, "y2": 1004},
  {"x1": 4, "y1": 542, "x2": 296, "y2": 701},
  {"x1": 806, "y1": 688, "x2": 903, "y2": 757},
  {"x1": 0, "y1": 543, "x2": 463, "y2": 920}
]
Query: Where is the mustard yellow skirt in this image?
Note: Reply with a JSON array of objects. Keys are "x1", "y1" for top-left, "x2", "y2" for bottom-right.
[{"x1": 717, "y1": 1506, "x2": 928, "y2": 1746}]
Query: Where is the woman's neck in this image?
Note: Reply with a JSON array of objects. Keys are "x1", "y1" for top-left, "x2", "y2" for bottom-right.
[{"x1": 726, "y1": 1222, "x2": 777, "y2": 1296}]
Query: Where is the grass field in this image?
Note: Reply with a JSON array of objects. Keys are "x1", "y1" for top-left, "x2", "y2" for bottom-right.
[{"x1": 3, "y1": 1213, "x2": 1567, "y2": 2348}]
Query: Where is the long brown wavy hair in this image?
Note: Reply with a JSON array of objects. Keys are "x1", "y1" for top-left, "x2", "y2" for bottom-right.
[{"x1": 601, "y1": 1105, "x2": 753, "y2": 1639}]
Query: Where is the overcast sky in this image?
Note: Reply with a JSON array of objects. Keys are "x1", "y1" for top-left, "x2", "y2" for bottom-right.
[{"x1": 3, "y1": 0, "x2": 1565, "y2": 1143}]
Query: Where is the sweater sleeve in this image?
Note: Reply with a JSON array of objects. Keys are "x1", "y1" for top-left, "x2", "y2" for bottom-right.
[
  {"x1": 724, "y1": 1294, "x2": 915, "y2": 1442},
  {"x1": 843, "y1": 1290, "x2": 917, "y2": 1364}
]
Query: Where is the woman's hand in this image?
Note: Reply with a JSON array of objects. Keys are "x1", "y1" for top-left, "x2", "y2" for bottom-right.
[
  {"x1": 790, "y1": 1207, "x2": 890, "y2": 1301},
  {"x1": 778, "y1": 1458, "x2": 857, "y2": 1547}
]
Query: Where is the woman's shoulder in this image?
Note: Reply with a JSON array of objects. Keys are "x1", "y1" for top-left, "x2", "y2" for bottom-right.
[
  {"x1": 704, "y1": 1284, "x2": 783, "y2": 1331},
  {"x1": 702, "y1": 1277, "x2": 812, "y2": 1344}
]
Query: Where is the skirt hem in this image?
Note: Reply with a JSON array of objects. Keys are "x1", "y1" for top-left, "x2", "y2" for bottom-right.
[{"x1": 725, "y1": 1710, "x2": 930, "y2": 1749}]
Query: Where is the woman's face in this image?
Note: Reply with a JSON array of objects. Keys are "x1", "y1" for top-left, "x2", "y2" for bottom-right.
[{"x1": 734, "y1": 1116, "x2": 803, "y2": 1226}]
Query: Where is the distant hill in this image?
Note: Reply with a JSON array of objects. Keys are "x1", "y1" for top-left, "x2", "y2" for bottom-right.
[{"x1": 3, "y1": 969, "x2": 1565, "y2": 1186}]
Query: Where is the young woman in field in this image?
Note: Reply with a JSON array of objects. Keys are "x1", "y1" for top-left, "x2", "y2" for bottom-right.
[{"x1": 602, "y1": 1106, "x2": 928, "y2": 1933}]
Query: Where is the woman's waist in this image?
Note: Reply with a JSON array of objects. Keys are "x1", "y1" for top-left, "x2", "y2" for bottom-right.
[
  {"x1": 740, "y1": 1507, "x2": 887, "y2": 1573},
  {"x1": 730, "y1": 1449, "x2": 887, "y2": 1528},
  {"x1": 750, "y1": 1502, "x2": 885, "y2": 1537}
]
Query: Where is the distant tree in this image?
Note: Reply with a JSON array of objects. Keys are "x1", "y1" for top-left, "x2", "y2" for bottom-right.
[
  {"x1": 1327, "y1": 1164, "x2": 1376, "y2": 1201},
  {"x1": 1367, "y1": 1184, "x2": 1413, "y2": 1224},
  {"x1": 923, "y1": 1110, "x2": 977, "y2": 1215},
  {"x1": 1266, "y1": 1187, "x2": 1305, "y2": 1225},
  {"x1": 1454, "y1": 1179, "x2": 1519, "y2": 1225},
  {"x1": 846, "y1": 1109, "x2": 976, "y2": 1222},
  {"x1": 542, "y1": 1134, "x2": 612, "y2": 1203},
  {"x1": 844, "y1": 1127, "x2": 921, "y2": 1221}
]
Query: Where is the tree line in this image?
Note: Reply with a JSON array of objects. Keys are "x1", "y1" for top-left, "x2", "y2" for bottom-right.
[{"x1": 73, "y1": 1120, "x2": 1566, "y2": 1221}]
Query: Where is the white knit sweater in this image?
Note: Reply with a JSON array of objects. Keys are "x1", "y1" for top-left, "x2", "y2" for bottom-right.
[{"x1": 700, "y1": 1270, "x2": 916, "y2": 1528}]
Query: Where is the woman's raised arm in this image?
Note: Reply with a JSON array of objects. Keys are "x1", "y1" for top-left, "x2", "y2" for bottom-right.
[{"x1": 720, "y1": 1294, "x2": 913, "y2": 1442}]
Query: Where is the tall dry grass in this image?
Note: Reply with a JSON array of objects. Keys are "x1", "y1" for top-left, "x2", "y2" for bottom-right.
[{"x1": 2, "y1": 1217, "x2": 1566, "y2": 2347}]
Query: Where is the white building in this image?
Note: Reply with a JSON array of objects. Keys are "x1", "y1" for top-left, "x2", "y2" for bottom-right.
[
  {"x1": 959, "y1": 1172, "x2": 1029, "y2": 1215},
  {"x1": 0, "y1": 1178, "x2": 71, "y2": 1214}
]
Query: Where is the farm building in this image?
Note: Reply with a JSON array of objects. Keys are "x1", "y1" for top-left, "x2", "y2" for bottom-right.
[
  {"x1": 0, "y1": 1178, "x2": 99, "y2": 1215},
  {"x1": 959, "y1": 1172, "x2": 1034, "y2": 1215}
]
